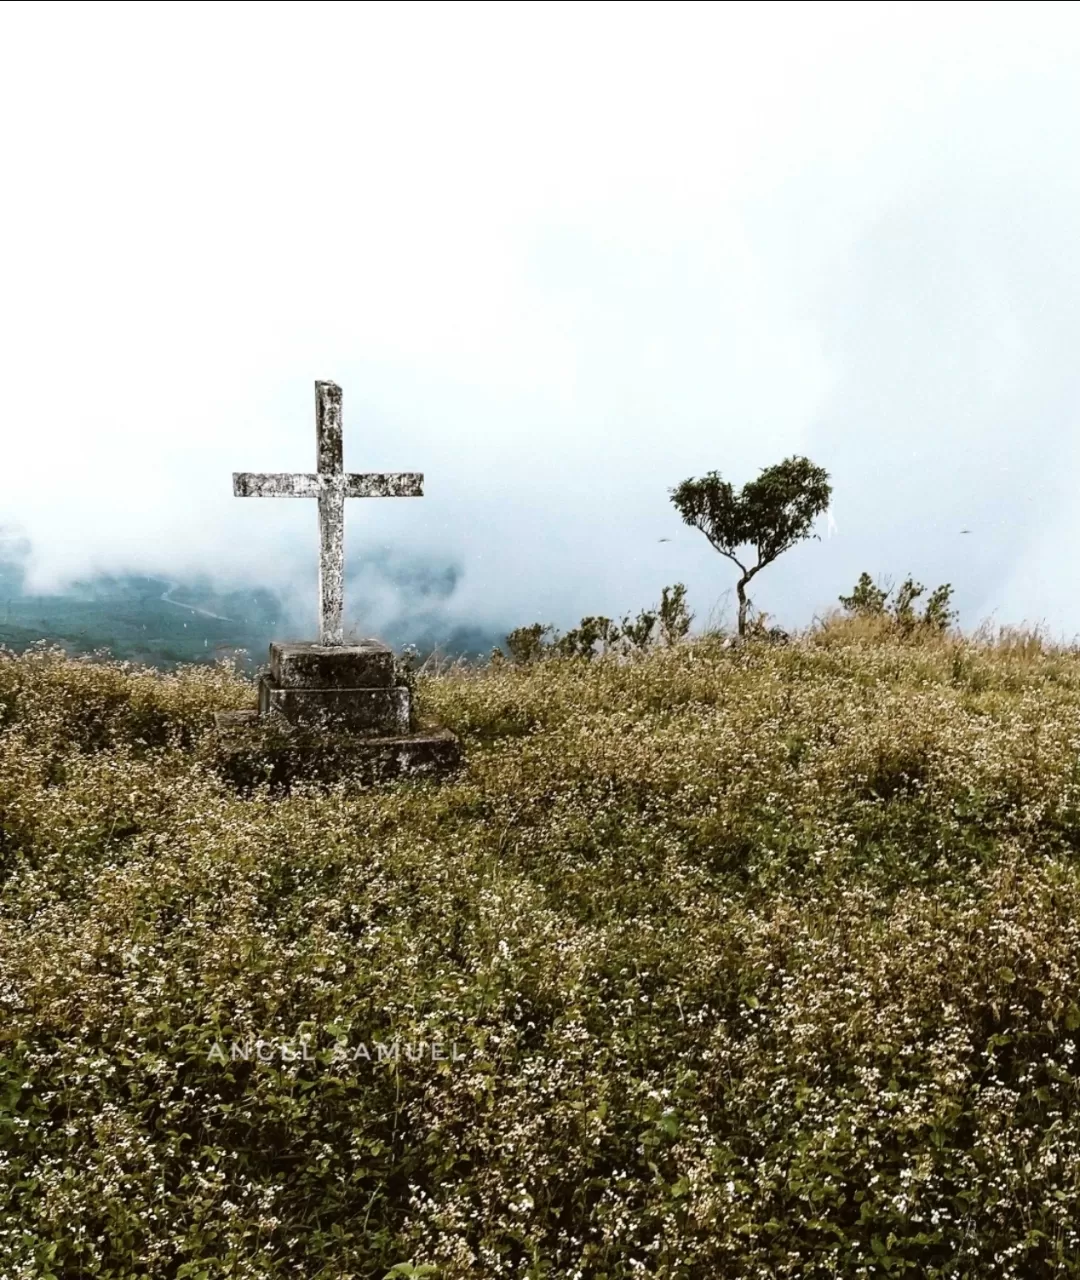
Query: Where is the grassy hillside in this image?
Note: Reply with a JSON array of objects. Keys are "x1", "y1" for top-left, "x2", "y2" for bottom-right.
[{"x1": 2, "y1": 623, "x2": 1080, "y2": 1278}]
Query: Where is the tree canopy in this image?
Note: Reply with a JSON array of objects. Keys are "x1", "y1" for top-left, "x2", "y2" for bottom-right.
[{"x1": 670, "y1": 455, "x2": 832, "y2": 635}]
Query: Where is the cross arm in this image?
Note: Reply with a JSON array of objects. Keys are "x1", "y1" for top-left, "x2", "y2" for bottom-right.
[
  {"x1": 342, "y1": 472, "x2": 424, "y2": 497},
  {"x1": 233, "y1": 473, "x2": 321, "y2": 497}
]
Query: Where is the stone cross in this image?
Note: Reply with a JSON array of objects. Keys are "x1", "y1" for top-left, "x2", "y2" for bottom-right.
[{"x1": 234, "y1": 381, "x2": 423, "y2": 645}]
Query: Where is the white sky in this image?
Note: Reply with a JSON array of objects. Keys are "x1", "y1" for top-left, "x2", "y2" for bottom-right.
[{"x1": 2, "y1": 0, "x2": 1080, "y2": 638}]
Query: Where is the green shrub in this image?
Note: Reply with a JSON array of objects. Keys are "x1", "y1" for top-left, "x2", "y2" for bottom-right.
[
  {"x1": 553, "y1": 615, "x2": 620, "y2": 660},
  {"x1": 507, "y1": 585, "x2": 693, "y2": 665},
  {"x1": 657, "y1": 582, "x2": 694, "y2": 647},
  {"x1": 505, "y1": 623, "x2": 553, "y2": 664},
  {"x1": 840, "y1": 572, "x2": 958, "y2": 634}
]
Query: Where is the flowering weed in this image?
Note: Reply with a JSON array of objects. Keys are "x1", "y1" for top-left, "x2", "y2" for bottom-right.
[{"x1": 2, "y1": 628, "x2": 1080, "y2": 1276}]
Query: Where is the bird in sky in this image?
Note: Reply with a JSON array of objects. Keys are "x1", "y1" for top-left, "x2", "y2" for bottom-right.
[{"x1": 658, "y1": 537, "x2": 671, "y2": 542}]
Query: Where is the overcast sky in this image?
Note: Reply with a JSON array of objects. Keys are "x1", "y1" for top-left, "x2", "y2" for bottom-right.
[{"x1": 2, "y1": 0, "x2": 1080, "y2": 641}]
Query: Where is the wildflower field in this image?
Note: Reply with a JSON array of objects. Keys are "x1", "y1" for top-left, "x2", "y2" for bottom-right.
[{"x1": 2, "y1": 621, "x2": 1080, "y2": 1278}]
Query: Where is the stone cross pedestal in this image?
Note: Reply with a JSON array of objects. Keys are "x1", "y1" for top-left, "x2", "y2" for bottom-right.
[
  {"x1": 258, "y1": 640, "x2": 410, "y2": 734},
  {"x1": 211, "y1": 381, "x2": 461, "y2": 791}
]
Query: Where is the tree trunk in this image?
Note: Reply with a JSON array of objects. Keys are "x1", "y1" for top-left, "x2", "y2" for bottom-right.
[{"x1": 736, "y1": 575, "x2": 749, "y2": 636}]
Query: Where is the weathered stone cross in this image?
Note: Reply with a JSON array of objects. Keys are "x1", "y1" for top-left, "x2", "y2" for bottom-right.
[{"x1": 234, "y1": 381, "x2": 423, "y2": 645}]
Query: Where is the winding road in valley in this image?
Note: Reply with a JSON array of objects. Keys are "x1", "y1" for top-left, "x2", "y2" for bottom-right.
[{"x1": 160, "y1": 582, "x2": 236, "y2": 623}]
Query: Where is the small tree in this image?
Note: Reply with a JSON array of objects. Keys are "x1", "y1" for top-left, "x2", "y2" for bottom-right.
[
  {"x1": 554, "y1": 615, "x2": 620, "y2": 660},
  {"x1": 838, "y1": 571, "x2": 889, "y2": 617},
  {"x1": 670, "y1": 456, "x2": 832, "y2": 636},
  {"x1": 923, "y1": 583, "x2": 957, "y2": 632},
  {"x1": 657, "y1": 582, "x2": 694, "y2": 647},
  {"x1": 506, "y1": 623, "x2": 554, "y2": 664},
  {"x1": 618, "y1": 605, "x2": 657, "y2": 653}
]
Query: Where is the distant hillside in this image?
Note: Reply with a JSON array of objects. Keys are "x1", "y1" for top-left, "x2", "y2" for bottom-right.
[
  {"x1": 0, "y1": 574, "x2": 282, "y2": 667},
  {"x1": 0, "y1": 572, "x2": 504, "y2": 668}
]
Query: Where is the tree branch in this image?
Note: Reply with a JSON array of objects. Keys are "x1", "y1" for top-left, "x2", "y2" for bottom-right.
[{"x1": 706, "y1": 540, "x2": 747, "y2": 575}]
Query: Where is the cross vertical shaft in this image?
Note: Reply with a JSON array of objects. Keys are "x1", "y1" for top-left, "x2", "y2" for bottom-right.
[{"x1": 316, "y1": 382, "x2": 345, "y2": 645}]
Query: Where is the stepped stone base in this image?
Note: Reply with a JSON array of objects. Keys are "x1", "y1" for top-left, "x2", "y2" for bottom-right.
[
  {"x1": 270, "y1": 640, "x2": 395, "y2": 689},
  {"x1": 210, "y1": 710, "x2": 462, "y2": 793},
  {"x1": 257, "y1": 675, "x2": 411, "y2": 733},
  {"x1": 208, "y1": 638, "x2": 462, "y2": 792},
  {"x1": 258, "y1": 639, "x2": 410, "y2": 734}
]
